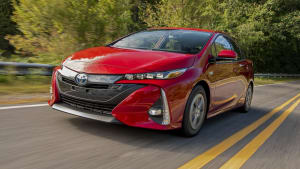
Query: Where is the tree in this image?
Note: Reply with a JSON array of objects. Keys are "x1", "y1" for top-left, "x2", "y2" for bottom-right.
[
  {"x1": 6, "y1": 0, "x2": 133, "y2": 64},
  {"x1": 140, "y1": 0, "x2": 300, "y2": 73},
  {"x1": 4, "y1": 0, "x2": 300, "y2": 73},
  {"x1": 0, "y1": 0, "x2": 18, "y2": 57},
  {"x1": 129, "y1": 0, "x2": 161, "y2": 31}
]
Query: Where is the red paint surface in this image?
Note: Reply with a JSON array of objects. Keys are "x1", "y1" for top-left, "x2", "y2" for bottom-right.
[
  {"x1": 48, "y1": 66, "x2": 61, "y2": 106},
  {"x1": 64, "y1": 47, "x2": 195, "y2": 74}
]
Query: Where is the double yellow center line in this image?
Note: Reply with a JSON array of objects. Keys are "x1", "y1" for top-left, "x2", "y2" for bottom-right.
[{"x1": 179, "y1": 93, "x2": 300, "y2": 169}]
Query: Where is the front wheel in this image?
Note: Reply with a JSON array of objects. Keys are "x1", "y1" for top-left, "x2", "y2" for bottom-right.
[{"x1": 181, "y1": 85, "x2": 207, "y2": 137}]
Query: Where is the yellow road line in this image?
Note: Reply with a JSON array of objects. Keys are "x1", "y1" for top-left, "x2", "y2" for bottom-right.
[
  {"x1": 178, "y1": 93, "x2": 300, "y2": 169},
  {"x1": 219, "y1": 98, "x2": 300, "y2": 169}
]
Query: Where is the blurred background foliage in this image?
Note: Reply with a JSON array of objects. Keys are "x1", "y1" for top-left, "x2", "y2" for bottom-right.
[
  {"x1": 0, "y1": 0, "x2": 18, "y2": 57},
  {"x1": 0, "y1": 0, "x2": 299, "y2": 73}
]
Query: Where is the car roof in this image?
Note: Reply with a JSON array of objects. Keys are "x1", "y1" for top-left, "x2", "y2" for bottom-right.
[{"x1": 149, "y1": 27, "x2": 221, "y2": 34}]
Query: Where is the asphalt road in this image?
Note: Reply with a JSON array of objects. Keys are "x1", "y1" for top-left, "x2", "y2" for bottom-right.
[{"x1": 1, "y1": 81, "x2": 300, "y2": 169}]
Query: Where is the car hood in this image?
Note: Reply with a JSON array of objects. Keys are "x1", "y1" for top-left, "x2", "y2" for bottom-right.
[{"x1": 63, "y1": 46, "x2": 195, "y2": 74}]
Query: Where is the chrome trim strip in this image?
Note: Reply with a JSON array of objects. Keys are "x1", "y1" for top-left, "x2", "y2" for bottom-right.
[
  {"x1": 58, "y1": 66, "x2": 123, "y2": 84},
  {"x1": 161, "y1": 89, "x2": 171, "y2": 125},
  {"x1": 52, "y1": 103, "x2": 120, "y2": 123}
]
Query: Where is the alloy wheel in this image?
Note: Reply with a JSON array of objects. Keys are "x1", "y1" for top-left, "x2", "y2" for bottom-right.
[{"x1": 189, "y1": 94, "x2": 205, "y2": 130}]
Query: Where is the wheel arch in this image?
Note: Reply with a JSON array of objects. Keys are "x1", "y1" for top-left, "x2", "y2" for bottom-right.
[
  {"x1": 194, "y1": 80, "x2": 211, "y2": 115},
  {"x1": 249, "y1": 80, "x2": 254, "y2": 90}
]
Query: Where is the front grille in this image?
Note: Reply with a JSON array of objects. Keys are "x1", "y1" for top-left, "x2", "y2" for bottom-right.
[
  {"x1": 62, "y1": 77, "x2": 76, "y2": 86},
  {"x1": 60, "y1": 94, "x2": 116, "y2": 115},
  {"x1": 61, "y1": 76, "x2": 109, "y2": 89}
]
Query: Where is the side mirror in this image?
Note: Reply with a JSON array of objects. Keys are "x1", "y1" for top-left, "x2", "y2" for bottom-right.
[{"x1": 218, "y1": 50, "x2": 237, "y2": 59}]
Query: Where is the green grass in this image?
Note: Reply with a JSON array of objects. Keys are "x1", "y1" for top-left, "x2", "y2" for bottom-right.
[
  {"x1": 254, "y1": 77, "x2": 300, "y2": 86},
  {"x1": 0, "y1": 75, "x2": 51, "y2": 95}
]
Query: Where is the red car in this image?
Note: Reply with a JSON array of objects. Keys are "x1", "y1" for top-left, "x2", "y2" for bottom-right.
[{"x1": 49, "y1": 28, "x2": 254, "y2": 136}]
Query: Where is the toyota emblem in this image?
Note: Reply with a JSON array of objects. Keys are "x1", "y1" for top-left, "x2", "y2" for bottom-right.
[{"x1": 75, "y1": 73, "x2": 88, "y2": 86}]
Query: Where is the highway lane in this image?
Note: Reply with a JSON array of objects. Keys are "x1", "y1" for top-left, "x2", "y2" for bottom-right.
[{"x1": 0, "y1": 81, "x2": 300, "y2": 169}]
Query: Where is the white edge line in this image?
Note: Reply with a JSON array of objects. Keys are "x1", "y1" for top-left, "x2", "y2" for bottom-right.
[{"x1": 0, "y1": 104, "x2": 48, "y2": 110}]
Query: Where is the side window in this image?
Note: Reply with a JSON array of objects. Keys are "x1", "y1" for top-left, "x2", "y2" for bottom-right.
[{"x1": 226, "y1": 37, "x2": 242, "y2": 59}]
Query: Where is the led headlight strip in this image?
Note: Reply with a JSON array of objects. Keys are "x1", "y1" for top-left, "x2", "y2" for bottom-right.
[{"x1": 124, "y1": 68, "x2": 187, "y2": 80}]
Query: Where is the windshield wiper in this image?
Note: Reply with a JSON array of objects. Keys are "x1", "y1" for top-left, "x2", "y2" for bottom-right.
[{"x1": 150, "y1": 48, "x2": 189, "y2": 54}]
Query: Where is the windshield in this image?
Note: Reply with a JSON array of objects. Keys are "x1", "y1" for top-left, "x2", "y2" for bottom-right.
[{"x1": 109, "y1": 30, "x2": 212, "y2": 54}]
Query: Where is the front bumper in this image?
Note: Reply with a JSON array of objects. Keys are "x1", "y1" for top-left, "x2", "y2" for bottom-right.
[
  {"x1": 49, "y1": 68, "x2": 182, "y2": 130},
  {"x1": 52, "y1": 103, "x2": 120, "y2": 123}
]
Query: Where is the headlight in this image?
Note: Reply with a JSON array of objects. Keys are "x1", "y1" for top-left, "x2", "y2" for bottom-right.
[
  {"x1": 124, "y1": 68, "x2": 187, "y2": 80},
  {"x1": 62, "y1": 57, "x2": 72, "y2": 67},
  {"x1": 88, "y1": 74, "x2": 123, "y2": 83},
  {"x1": 59, "y1": 66, "x2": 77, "y2": 79}
]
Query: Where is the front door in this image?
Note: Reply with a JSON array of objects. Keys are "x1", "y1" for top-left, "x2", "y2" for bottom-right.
[
  {"x1": 210, "y1": 35, "x2": 237, "y2": 113},
  {"x1": 227, "y1": 37, "x2": 248, "y2": 105}
]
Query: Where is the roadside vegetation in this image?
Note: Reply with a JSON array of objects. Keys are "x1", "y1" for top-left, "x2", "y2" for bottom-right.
[
  {"x1": 254, "y1": 77, "x2": 300, "y2": 86},
  {"x1": 0, "y1": 0, "x2": 299, "y2": 73},
  {"x1": 0, "y1": 75, "x2": 51, "y2": 95}
]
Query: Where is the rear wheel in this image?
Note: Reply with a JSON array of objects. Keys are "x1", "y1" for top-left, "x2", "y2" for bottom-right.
[
  {"x1": 182, "y1": 86, "x2": 207, "y2": 137},
  {"x1": 240, "y1": 84, "x2": 253, "y2": 113}
]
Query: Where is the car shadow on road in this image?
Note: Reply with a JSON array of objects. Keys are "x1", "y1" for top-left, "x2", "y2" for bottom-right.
[{"x1": 66, "y1": 106, "x2": 272, "y2": 153}]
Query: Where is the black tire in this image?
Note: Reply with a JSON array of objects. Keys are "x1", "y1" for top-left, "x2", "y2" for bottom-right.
[
  {"x1": 240, "y1": 84, "x2": 253, "y2": 113},
  {"x1": 181, "y1": 85, "x2": 207, "y2": 137}
]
